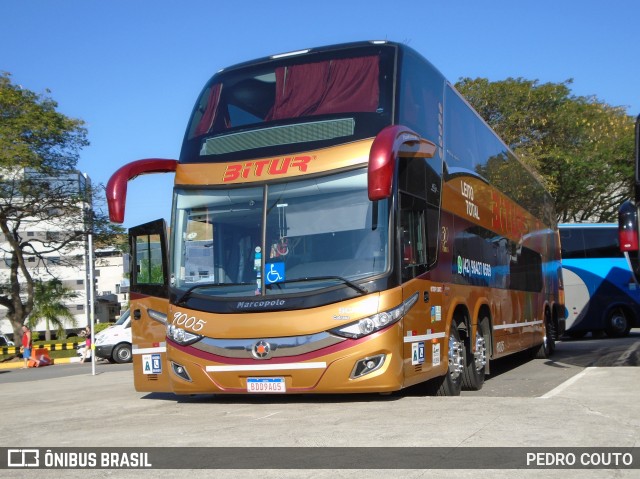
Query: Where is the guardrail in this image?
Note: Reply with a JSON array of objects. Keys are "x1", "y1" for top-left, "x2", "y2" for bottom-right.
[{"x1": 0, "y1": 342, "x2": 81, "y2": 355}]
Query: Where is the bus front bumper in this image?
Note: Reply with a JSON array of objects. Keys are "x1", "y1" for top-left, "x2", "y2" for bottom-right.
[{"x1": 164, "y1": 326, "x2": 407, "y2": 394}]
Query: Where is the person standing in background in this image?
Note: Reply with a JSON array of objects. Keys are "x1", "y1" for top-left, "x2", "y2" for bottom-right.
[
  {"x1": 80, "y1": 325, "x2": 91, "y2": 363},
  {"x1": 21, "y1": 325, "x2": 32, "y2": 368}
]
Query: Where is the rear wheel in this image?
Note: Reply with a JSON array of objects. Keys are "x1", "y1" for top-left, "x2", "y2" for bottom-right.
[
  {"x1": 425, "y1": 321, "x2": 464, "y2": 396},
  {"x1": 605, "y1": 307, "x2": 631, "y2": 338},
  {"x1": 534, "y1": 310, "x2": 555, "y2": 359},
  {"x1": 462, "y1": 317, "x2": 488, "y2": 391}
]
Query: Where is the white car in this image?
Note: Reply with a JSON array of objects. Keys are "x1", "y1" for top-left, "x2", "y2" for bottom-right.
[
  {"x1": 0, "y1": 334, "x2": 14, "y2": 347},
  {"x1": 94, "y1": 310, "x2": 132, "y2": 363}
]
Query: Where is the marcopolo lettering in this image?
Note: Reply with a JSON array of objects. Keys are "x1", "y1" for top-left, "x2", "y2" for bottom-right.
[{"x1": 237, "y1": 299, "x2": 286, "y2": 309}]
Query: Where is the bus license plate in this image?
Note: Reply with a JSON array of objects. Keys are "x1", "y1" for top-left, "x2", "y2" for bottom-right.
[{"x1": 247, "y1": 377, "x2": 286, "y2": 393}]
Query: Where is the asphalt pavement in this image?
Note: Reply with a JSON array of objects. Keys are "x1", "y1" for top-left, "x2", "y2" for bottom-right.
[{"x1": 1, "y1": 349, "x2": 639, "y2": 479}]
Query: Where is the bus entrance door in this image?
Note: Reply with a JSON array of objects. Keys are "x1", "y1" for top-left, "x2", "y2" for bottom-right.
[{"x1": 129, "y1": 220, "x2": 172, "y2": 393}]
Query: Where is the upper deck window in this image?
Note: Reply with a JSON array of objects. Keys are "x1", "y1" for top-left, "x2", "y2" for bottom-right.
[
  {"x1": 181, "y1": 46, "x2": 394, "y2": 163},
  {"x1": 266, "y1": 56, "x2": 379, "y2": 120}
]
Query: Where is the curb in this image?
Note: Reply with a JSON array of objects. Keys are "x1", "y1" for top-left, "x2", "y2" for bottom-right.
[{"x1": 0, "y1": 356, "x2": 84, "y2": 370}]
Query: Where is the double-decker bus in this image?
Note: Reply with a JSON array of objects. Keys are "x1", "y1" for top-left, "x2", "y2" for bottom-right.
[
  {"x1": 107, "y1": 41, "x2": 564, "y2": 396},
  {"x1": 560, "y1": 223, "x2": 640, "y2": 337}
]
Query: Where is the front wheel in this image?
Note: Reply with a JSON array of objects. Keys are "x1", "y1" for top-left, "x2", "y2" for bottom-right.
[{"x1": 113, "y1": 343, "x2": 132, "y2": 363}]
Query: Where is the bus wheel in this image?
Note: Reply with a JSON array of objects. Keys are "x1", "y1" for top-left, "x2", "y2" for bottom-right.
[
  {"x1": 534, "y1": 311, "x2": 556, "y2": 359},
  {"x1": 425, "y1": 321, "x2": 464, "y2": 396},
  {"x1": 462, "y1": 318, "x2": 488, "y2": 391},
  {"x1": 605, "y1": 307, "x2": 631, "y2": 338}
]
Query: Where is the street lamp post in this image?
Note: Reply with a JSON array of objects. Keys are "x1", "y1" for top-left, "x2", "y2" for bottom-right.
[{"x1": 82, "y1": 172, "x2": 96, "y2": 376}]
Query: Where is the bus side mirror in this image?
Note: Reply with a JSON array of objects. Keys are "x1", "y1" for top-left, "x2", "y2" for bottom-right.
[
  {"x1": 618, "y1": 200, "x2": 639, "y2": 252},
  {"x1": 106, "y1": 159, "x2": 178, "y2": 224},
  {"x1": 619, "y1": 199, "x2": 640, "y2": 284},
  {"x1": 368, "y1": 125, "x2": 436, "y2": 201}
]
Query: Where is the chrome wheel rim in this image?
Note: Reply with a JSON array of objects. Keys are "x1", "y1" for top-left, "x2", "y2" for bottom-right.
[
  {"x1": 448, "y1": 334, "x2": 464, "y2": 380},
  {"x1": 473, "y1": 330, "x2": 487, "y2": 372}
]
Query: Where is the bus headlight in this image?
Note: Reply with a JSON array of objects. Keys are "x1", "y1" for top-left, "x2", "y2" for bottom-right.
[
  {"x1": 330, "y1": 292, "x2": 419, "y2": 339},
  {"x1": 167, "y1": 324, "x2": 203, "y2": 346}
]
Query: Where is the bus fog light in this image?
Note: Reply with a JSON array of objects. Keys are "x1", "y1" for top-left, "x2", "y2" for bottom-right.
[
  {"x1": 350, "y1": 354, "x2": 386, "y2": 379},
  {"x1": 171, "y1": 361, "x2": 192, "y2": 382}
]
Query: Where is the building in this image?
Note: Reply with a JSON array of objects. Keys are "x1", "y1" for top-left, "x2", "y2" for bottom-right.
[
  {"x1": 95, "y1": 246, "x2": 129, "y2": 322},
  {"x1": 0, "y1": 169, "x2": 126, "y2": 337}
]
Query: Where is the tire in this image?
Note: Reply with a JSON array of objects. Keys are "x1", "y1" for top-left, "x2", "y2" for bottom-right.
[
  {"x1": 534, "y1": 310, "x2": 555, "y2": 359},
  {"x1": 605, "y1": 307, "x2": 631, "y2": 338},
  {"x1": 112, "y1": 343, "x2": 132, "y2": 363},
  {"x1": 462, "y1": 317, "x2": 488, "y2": 391},
  {"x1": 425, "y1": 321, "x2": 464, "y2": 396}
]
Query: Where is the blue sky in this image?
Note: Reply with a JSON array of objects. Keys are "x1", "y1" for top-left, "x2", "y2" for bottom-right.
[{"x1": 2, "y1": 0, "x2": 639, "y2": 228}]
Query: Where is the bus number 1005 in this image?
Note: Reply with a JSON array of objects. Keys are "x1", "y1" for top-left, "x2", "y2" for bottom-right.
[{"x1": 172, "y1": 312, "x2": 206, "y2": 331}]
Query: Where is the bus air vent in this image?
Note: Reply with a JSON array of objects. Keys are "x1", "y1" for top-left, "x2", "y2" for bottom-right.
[{"x1": 200, "y1": 118, "x2": 355, "y2": 156}]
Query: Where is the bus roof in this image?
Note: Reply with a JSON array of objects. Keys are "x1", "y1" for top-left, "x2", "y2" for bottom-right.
[{"x1": 217, "y1": 40, "x2": 398, "y2": 73}]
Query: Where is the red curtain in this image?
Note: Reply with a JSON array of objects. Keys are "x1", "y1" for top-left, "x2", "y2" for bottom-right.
[
  {"x1": 267, "y1": 56, "x2": 379, "y2": 120},
  {"x1": 194, "y1": 83, "x2": 222, "y2": 137}
]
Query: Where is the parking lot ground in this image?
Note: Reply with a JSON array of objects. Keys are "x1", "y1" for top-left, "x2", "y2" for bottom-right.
[{"x1": 1, "y1": 361, "x2": 639, "y2": 479}]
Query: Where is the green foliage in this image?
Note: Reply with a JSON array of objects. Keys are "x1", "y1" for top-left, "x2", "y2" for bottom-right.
[
  {"x1": 0, "y1": 72, "x2": 88, "y2": 171},
  {"x1": 29, "y1": 279, "x2": 79, "y2": 340},
  {"x1": 137, "y1": 258, "x2": 165, "y2": 284},
  {"x1": 0, "y1": 72, "x2": 125, "y2": 340},
  {"x1": 94, "y1": 322, "x2": 113, "y2": 334},
  {"x1": 455, "y1": 77, "x2": 635, "y2": 222},
  {"x1": 32, "y1": 337, "x2": 84, "y2": 346}
]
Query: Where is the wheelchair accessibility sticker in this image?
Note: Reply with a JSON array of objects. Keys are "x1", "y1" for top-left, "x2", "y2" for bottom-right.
[{"x1": 265, "y1": 262, "x2": 285, "y2": 285}]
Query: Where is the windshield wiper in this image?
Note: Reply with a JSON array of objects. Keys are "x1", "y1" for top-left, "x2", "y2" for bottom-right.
[
  {"x1": 174, "y1": 282, "x2": 252, "y2": 305},
  {"x1": 269, "y1": 276, "x2": 368, "y2": 295}
]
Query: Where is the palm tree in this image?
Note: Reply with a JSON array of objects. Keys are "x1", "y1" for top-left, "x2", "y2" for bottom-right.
[{"x1": 29, "y1": 279, "x2": 79, "y2": 341}]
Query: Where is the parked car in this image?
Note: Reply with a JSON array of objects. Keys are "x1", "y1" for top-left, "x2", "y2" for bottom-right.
[
  {"x1": 0, "y1": 334, "x2": 14, "y2": 347},
  {"x1": 95, "y1": 310, "x2": 132, "y2": 363}
]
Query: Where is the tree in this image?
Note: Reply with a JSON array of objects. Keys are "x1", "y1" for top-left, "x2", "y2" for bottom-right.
[
  {"x1": 0, "y1": 72, "x2": 123, "y2": 343},
  {"x1": 454, "y1": 77, "x2": 635, "y2": 222},
  {"x1": 29, "y1": 279, "x2": 79, "y2": 341}
]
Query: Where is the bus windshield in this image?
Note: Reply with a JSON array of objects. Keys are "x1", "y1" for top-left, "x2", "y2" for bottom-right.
[{"x1": 171, "y1": 168, "x2": 390, "y2": 298}]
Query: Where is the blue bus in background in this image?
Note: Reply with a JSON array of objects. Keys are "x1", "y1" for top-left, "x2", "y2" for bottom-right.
[{"x1": 560, "y1": 223, "x2": 640, "y2": 338}]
